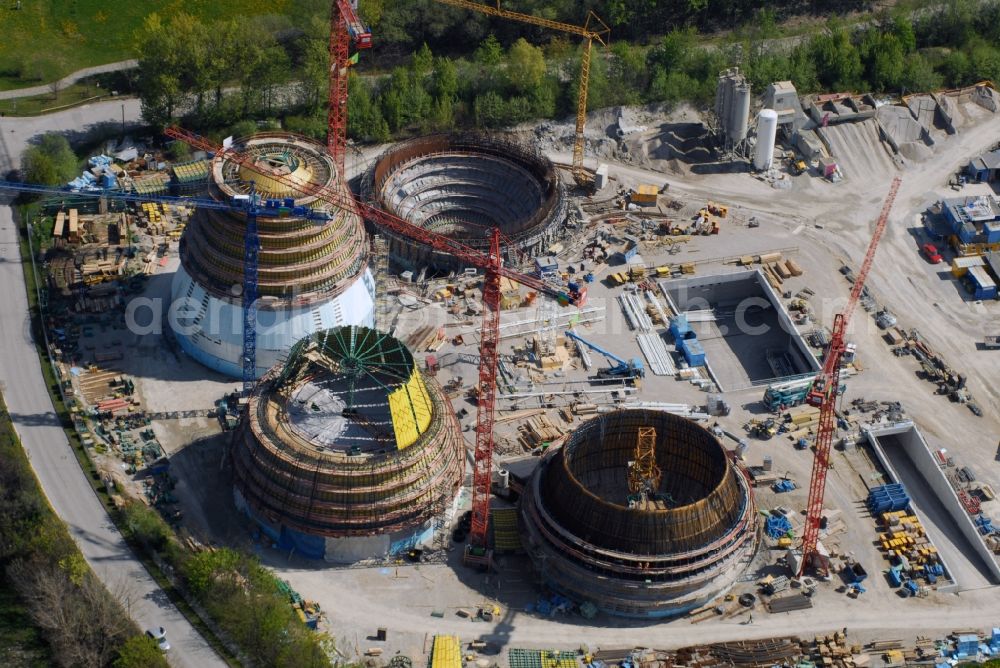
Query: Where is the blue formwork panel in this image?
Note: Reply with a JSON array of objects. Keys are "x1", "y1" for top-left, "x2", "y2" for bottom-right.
[{"x1": 867, "y1": 483, "x2": 910, "y2": 514}]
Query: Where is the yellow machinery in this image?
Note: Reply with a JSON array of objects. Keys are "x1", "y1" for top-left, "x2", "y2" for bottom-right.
[
  {"x1": 435, "y1": 0, "x2": 609, "y2": 187},
  {"x1": 629, "y1": 426, "x2": 661, "y2": 495},
  {"x1": 631, "y1": 184, "x2": 658, "y2": 204}
]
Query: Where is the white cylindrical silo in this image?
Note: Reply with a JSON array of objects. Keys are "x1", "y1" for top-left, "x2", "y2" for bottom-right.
[
  {"x1": 754, "y1": 109, "x2": 778, "y2": 171},
  {"x1": 731, "y1": 83, "x2": 751, "y2": 143}
]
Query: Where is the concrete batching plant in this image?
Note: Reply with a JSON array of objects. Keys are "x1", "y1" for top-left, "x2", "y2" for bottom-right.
[{"x1": 715, "y1": 68, "x2": 752, "y2": 148}]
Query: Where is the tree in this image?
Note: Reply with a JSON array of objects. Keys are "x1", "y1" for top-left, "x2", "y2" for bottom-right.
[
  {"x1": 431, "y1": 56, "x2": 458, "y2": 101},
  {"x1": 412, "y1": 43, "x2": 434, "y2": 78},
  {"x1": 22, "y1": 134, "x2": 78, "y2": 186},
  {"x1": 862, "y1": 31, "x2": 904, "y2": 91},
  {"x1": 811, "y1": 25, "x2": 864, "y2": 90},
  {"x1": 969, "y1": 42, "x2": 1000, "y2": 86},
  {"x1": 299, "y1": 20, "x2": 330, "y2": 112},
  {"x1": 648, "y1": 28, "x2": 698, "y2": 75},
  {"x1": 474, "y1": 34, "x2": 503, "y2": 67},
  {"x1": 474, "y1": 90, "x2": 507, "y2": 128},
  {"x1": 900, "y1": 54, "x2": 943, "y2": 93},
  {"x1": 114, "y1": 635, "x2": 169, "y2": 668},
  {"x1": 134, "y1": 13, "x2": 187, "y2": 127},
  {"x1": 506, "y1": 38, "x2": 546, "y2": 95},
  {"x1": 381, "y1": 89, "x2": 404, "y2": 132},
  {"x1": 940, "y1": 50, "x2": 971, "y2": 87}
]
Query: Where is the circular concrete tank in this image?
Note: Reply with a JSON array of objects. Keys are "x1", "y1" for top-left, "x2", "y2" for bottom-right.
[
  {"x1": 363, "y1": 134, "x2": 566, "y2": 272},
  {"x1": 519, "y1": 409, "x2": 758, "y2": 618},
  {"x1": 171, "y1": 133, "x2": 374, "y2": 378},
  {"x1": 231, "y1": 326, "x2": 465, "y2": 562}
]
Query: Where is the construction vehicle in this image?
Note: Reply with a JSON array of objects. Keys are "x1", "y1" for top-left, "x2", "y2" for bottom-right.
[
  {"x1": 436, "y1": 0, "x2": 608, "y2": 188},
  {"x1": 799, "y1": 177, "x2": 901, "y2": 576},
  {"x1": 565, "y1": 330, "x2": 644, "y2": 380},
  {"x1": 746, "y1": 418, "x2": 778, "y2": 440},
  {"x1": 706, "y1": 201, "x2": 728, "y2": 217},
  {"x1": 790, "y1": 160, "x2": 807, "y2": 176},
  {"x1": 985, "y1": 336, "x2": 1000, "y2": 349}
]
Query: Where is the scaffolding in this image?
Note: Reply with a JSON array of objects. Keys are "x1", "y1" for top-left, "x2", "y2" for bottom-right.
[
  {"x1": 181, "y1": 134, "x2": 368, "y2": 304},
  {"x1": 231, "y1": 326, "x2": 464, "y2": 540},
  {"x1": 362, "y1": 133, "x2": 567, "y2": 270},
  {"x1": 518, "y1": 409, "x2": 759, "y2": 618}
]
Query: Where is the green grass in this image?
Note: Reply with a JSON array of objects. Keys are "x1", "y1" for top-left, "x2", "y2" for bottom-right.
[
  {"x1": 0, "y1": 586, "x2": 50, "y2": 668},
  {"x1": 0, "y1": 0, "x2": 293, "y2": 91},
  {"x1": 0, "y1": 83, "x2": 109, "y2": 116}
]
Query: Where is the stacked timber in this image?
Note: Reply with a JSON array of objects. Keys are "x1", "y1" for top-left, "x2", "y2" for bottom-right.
[{"x1": 517, "y1": 414, "x2": 564, "y2": 450}]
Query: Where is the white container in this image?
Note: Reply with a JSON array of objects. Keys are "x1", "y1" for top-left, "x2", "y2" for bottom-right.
[{"x1": 754, "y1": 109, "x2": 778, "y2": 171}]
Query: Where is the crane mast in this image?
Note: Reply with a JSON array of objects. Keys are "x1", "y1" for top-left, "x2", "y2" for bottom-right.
[
  {"x1": 434, "y1": 0, "x2": 609, "y2": 187},
  {"x1": 799, "y1": 176, "x2": 901, "y2": 575},
  {"x1": 329, "y1": 0, "x2": 372, "y2": 173}
]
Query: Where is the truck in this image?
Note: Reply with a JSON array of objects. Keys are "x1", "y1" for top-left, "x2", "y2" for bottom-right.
[{"x1": 565, "y1": 330, "x2": 644, "y2": 381}]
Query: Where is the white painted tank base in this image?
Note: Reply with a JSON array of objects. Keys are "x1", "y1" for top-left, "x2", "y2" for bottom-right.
[
  {"x1": 754, "y1": 109, "x2": 779, "y2": 171},
  {"x1": 169, "y1": 265, "x2": 376, "y2": 378}
]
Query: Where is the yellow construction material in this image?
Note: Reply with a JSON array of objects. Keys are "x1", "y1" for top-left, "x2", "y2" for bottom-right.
[
  {"x1": 388, "y1": 368, "x2": 433, "y2": 449},
  {"x1": 431, "y1": 635, "x2": 462, "y2": 668},
  {"x1": 632, "y1": 184, "x2": 658, "y2": 204},
  {"x1": 541, "y1": 652, "x2": 578, "y2": 668}
]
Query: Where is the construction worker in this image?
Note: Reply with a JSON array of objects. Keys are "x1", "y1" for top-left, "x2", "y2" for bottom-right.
[{"x1": 747, "y1": 612, "x2": 754, "y2": 625}]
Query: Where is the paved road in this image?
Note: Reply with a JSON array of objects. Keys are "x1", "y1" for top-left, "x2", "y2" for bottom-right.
[
  {"x1": 0, "y1": 60, "x2": 138, "y2": 100},
  {"x1": 0, "y1": 103, "x2": 225, "y2": 668}
]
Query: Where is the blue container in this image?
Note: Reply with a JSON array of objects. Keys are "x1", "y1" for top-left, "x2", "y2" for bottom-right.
[
  {"x1": 679, "y1": 337, "x2": 705, "y2": 367},
  {"x1": 668, "y1": 315, "x2": 691, "y2": 341}
]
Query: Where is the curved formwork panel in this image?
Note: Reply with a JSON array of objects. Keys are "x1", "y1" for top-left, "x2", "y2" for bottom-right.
[
  {"x1": 520, "y1": 409, "x2": 758, "y2": 618},
  {"x1": 231, "y1": 327, "x2": 465, "y2": 562},
  {"x1": 363, "y1": 133, "x2": 567, "y2": 271},
  {"x1": 170, "y1": 133, "x2": 374, "y2": 378}
]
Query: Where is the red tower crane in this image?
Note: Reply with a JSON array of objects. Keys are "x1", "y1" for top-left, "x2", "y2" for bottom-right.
[
  {"x1": 798, "y1": 176, "x2": 901, "y2": 576},
  {"x1": 165, "y1": 126, "x2": 579, "y2": 555},
  {"x1": 329, "y1": 0, "x2": 372, "y2": 172}
]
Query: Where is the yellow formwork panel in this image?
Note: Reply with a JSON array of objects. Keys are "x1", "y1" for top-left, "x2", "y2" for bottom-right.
[
  {"x1": 388, "y1": 368, "x2": 433, "y2": 450},
  {"x1": 431, "y1": 635, "x2": 461, "y2": 668}
]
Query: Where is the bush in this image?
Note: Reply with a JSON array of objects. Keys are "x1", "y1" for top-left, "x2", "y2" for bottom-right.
[
  {"x1": 113, "y1": 634, "x2": 169, "y2": 668},
  {"x1": 21, "y1": 134, "x2": 78, "y2": 186}
]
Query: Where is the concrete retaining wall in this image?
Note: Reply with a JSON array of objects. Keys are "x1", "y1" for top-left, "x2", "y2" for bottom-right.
[{"x1": 866, "y1": 421, "x2": 1000, "y2": 589}]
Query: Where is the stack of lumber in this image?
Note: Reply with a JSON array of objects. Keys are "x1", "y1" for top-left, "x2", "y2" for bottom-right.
[{"x1": 517, "y1": 414, "x2": 564, "y2": 450}]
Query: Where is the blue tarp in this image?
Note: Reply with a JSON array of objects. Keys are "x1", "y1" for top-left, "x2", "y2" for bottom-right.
[{"x1": 765, "y1": 513, "x2": 793, "y2": 539}]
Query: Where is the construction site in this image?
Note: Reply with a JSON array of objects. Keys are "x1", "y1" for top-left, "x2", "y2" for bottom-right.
[{"x1": 7, "y1": 1, "x2": 1000, "y2": 667}]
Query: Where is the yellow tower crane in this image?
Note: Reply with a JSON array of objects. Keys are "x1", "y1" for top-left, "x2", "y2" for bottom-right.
[
  {"x1": 629, "y1": 426, "x2": 661, "y2": 500},
  {"x1": 435, "y1": 0, "x2": 609, "y2": 188}
]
